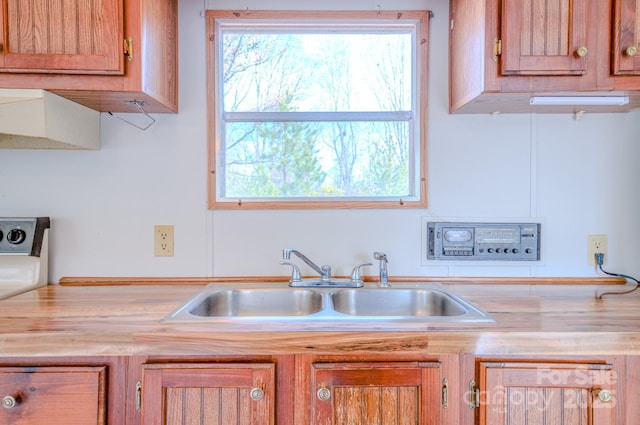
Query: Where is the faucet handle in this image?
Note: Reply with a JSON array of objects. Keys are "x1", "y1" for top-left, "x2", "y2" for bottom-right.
[
  {"x1": 279, "y1": 261, "x2": 302, "y2": 284},
  {"x1": 373, "y1": 252, "x2": 388, "y2": 263},
  {"x1": 350, "y1": 263, "x2": 373, "y2": 284}
]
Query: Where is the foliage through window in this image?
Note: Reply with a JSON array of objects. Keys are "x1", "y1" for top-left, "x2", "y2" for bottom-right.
[{"x1": 207, "y1": 10, "x2": 430, "y2": 209}]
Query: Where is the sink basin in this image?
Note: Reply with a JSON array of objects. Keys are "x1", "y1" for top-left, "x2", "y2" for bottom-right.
[
  {"x1": 189, "y1": 288, "x2": 323, "y2": 317},
  {"x1": 331, "y1": 289, "x2": 468, "y2": 317},
  {"x1": 164, "y1": 282, "x2": 494, "y2": 329}
]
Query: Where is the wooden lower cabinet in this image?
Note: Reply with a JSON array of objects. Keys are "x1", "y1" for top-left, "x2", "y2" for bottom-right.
[
  {"x1": 624, "y1": 356, "x2": 640, "y2": 424},
  {"x1": 3, "y1": 355, "x2": 627, "y2": 425},
  {"x1": 310, "y1": 361, "x2": 442, "y2": 425},
  {"x1": 0, "y1": 365, "x2": 106, "y2": 425},
  {"x1": 138, "y1": 357, "x2": 446, "y2": 425},
  {"x1": 475, "y1": 360, "x2": 617, "y2": 425},
  {"x1": 140, "y1": 363, "x2": 276, "y2": 425}
]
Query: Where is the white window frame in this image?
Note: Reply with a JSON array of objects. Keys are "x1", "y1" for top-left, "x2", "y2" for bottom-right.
[{"x1": 206, "y1": 10, "x2": 430, "y2": 210}]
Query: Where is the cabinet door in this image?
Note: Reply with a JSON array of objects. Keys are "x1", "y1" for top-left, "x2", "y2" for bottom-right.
[
  {"x1": 478, "y1": 362, "x2": 616, "y2": 425},
  {"x1": 311, "y1": 362, "x2": 441, "y2": 425},
  {"x1": 0, "y1": 0, "x2": 123, "y2": 74},
  {"x1": 141, "y1": 363, "x2": 275, "y2": 425},
  {"x1": 501, "y1": 0, "x2": 589, "y2": 75},
  {"x1": 612, "y1": 0, "x2": 640, "y2": 74},
  {"x1": 0, "y1": 366, "x2": 107, "y2": 425}
]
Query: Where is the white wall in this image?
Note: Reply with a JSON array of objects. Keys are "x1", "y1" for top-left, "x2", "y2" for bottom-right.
[{"x1": 1, "y1": 0, "x2": 638, "y2": 282}]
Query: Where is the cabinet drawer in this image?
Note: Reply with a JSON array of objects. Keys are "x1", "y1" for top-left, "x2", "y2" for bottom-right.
[{"x1": 0, "y1": 366, "x2": 107, "y2": 425}]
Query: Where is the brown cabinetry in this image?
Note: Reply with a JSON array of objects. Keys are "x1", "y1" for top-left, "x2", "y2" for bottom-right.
[
  {"x1": 474, "y1": 361, "x2": 616, "y2": 425},
  {"x1": 449, "y1": 0, "x2": 639, "y2": 113},
  {"x1": 500, "y1": 0, "x2": 589, "y2": 76},
  {"x1": 139, "y1": 358, "x2": 445, "y2": 425},
  {"x1": 612, "y1": 0, "x2": 640, "y2": 75},
  {"x1": 0, "y1": 0, "x2": 177, "y2": 113},
  {"x1": 0, "y1": 0, "x2": 124, "y2": 75},
  {"x1": 141, "y1": 363, "x2": 276, "y2": 425},
  {"x1": 0, "y1": 355, "x2": 632, "y2": 425},
  {"x1": 310, "y1": 361, "x2": 442, "y2": 425},
  {"x1": 624, "y1": 356, "x2": 640, "y2": 423},
  {"x1": 0, "y1": 365, "x2": 108, "y2": 425}
]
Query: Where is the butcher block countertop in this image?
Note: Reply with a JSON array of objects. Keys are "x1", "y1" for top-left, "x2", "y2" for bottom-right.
[{"x1": 1, "y1": 277, "x2": 639, "y2": 358}]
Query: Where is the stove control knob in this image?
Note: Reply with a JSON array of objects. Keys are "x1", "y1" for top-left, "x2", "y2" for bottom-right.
[
  {"x1": 7, "y1": 229, "x2": 26, "y2": 245},
  {"x1": 0, "y1": 230, "x2": 3, "y2": 242}
]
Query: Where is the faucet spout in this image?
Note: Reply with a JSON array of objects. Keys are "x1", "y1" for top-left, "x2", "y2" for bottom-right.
[{"x1": 282, "y1": 249, "x2": 331, "y2": 281}]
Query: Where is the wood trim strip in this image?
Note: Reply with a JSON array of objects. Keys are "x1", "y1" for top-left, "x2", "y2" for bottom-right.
[{"x1": 58, "y1": 275, "x2": 627, "y2": 286}]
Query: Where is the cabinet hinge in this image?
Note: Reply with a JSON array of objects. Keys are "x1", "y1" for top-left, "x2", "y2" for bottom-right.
[
  {"x1": 124, "y1": 36, "x2": 133, "y2": 62},
  {"x1": 442, "y1": 378, "x2": 448, "y2": 408},
  {"x1": 135, "y1": 380, "x2": 142, "y2": 412},
  {"x1": 469, "y1": 379, "x2": 480, "y2": 409},
  {"x1": 493, "y1": 38, "x2": 502, "y2": 62}
]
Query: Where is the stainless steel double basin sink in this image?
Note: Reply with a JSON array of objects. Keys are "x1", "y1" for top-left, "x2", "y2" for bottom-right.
[{"x1": 164, "y1": 282, "x2": 494, "y2": 329}]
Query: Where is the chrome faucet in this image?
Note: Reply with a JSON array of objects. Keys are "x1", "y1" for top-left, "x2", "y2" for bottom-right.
[
  {"x1": 374, "y1": 252, "x2": 390, "y2": 287},
  {"x1": 282, "y1": 249, "x2": 331, "y2": 282}
]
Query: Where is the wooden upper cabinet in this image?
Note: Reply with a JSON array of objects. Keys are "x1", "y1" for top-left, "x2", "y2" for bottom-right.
[
  {"x1": 141, "y1": 363, "x2": 275, "y2": 425},
  {"x1": 0, "y1": 0, "x2": 177, "y2": 113},
  {"x1": 612, "y1": 0, "x2": 640, "y2": 74},
  {"x1": 477, "y1": 361, "x2": 616, "y2": 425},
  {"x1": 0, "y1": 0, "x2": 124, "y2": 74},
  {"x1": 0, "y1": 366, "x2": 107, "y2": 425},
  {"x1": 447, "y1": 0, "x2": 640, "y2": 113},
  {"x1": 310, "y1": 362, "x2": 442, "y2": 425},
  {"x1": 501, "y1": 0, "x2": 589, "y2": 76}
]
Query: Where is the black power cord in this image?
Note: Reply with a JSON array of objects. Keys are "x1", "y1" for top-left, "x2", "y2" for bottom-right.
[{"x1": 595, "y1": 253, "x2": 640, "y2": 299}]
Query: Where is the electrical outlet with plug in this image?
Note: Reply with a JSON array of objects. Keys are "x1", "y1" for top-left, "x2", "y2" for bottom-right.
[{"x1": 587, "y1": 234, "x2": 607, "y2": 265}]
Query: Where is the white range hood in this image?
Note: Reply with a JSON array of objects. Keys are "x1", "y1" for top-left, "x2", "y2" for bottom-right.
[{"x1": 0, "y1": 89, "x2": 100, "y2": 149}]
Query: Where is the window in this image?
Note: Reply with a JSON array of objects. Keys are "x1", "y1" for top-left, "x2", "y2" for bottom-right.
[{"x1": 207, "y1": 10, "x2": 430, "y2": 209}]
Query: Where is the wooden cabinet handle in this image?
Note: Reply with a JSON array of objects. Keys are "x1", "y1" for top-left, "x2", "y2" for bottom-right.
[
  {"x1": 593, "y1": 389, "x2": 612, "y2": 403},
  {"x1": 625, "y1": 46, "x2": 638, "y2": 57},
  {"x1": 575, "y1": 46, "x2": 588, "y2": 57},
  {"x1": 2, "y1": 395, "x2": 18, "y2": 409},
  {"x1": 317, "y1": 387, "x2": 331, "y2": 401},
  {"x1": 250, "y1": 387, "x2": 264, "y2": 401}
]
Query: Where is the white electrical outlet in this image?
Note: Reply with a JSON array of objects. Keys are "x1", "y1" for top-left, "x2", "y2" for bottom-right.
[
  {"x1": 587, "y1": 234, "x2": 607, "y2": 265},
  {"x1": 154, "y1": 225, "x2": 174, "y2": 257}
]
